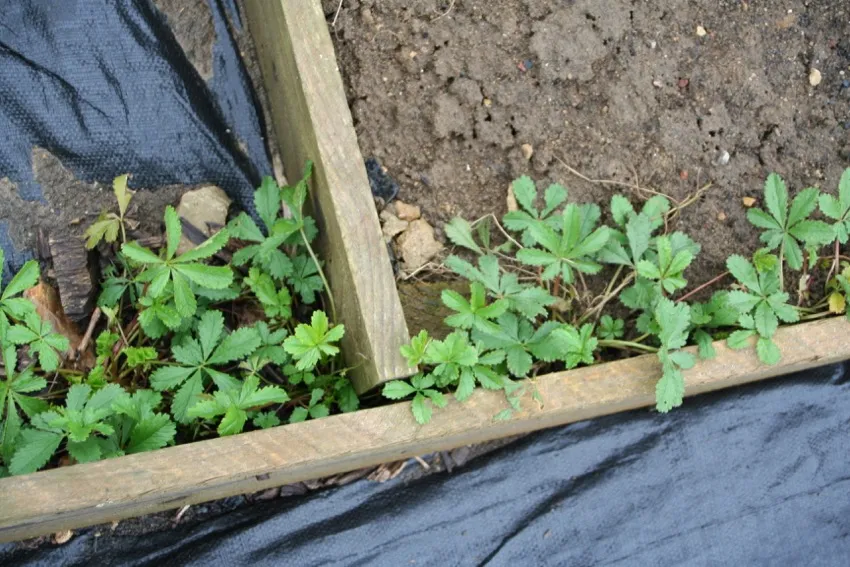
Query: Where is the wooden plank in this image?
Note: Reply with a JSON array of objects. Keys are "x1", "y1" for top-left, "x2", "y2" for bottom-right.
[
  {"x1": 1, "y1": 317, "x2": 846, "y2": 543},
  {"x1": 241, "y1": 0, "x2": 414, "y2": 393}
]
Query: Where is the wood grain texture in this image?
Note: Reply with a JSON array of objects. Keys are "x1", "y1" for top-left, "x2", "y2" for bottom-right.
[
  {"x1": 48, "y1": 230, "x2": 93, "y2": 322},
  {"x1": 1, "y1": 317, "x2": 847, "y2": 543},
  {"x1": 241, "y1": 0, "x2": 414, "y2": 393}
]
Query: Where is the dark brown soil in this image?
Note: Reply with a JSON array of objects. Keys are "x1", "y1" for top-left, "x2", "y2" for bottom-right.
[{"x1": 325, "y1": 0, "x2": 850, "y2": 283}]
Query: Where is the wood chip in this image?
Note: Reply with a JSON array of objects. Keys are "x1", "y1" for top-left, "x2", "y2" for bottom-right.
[
  {"x1": 742, "y1": 196, "x2": 757, "y2": 208},
  {"x1": 48, "y1": 230, "x2": 93, "y2": 322},
  {"x1": 53, "y1": 529, "x2": 73, "y2": 544}
]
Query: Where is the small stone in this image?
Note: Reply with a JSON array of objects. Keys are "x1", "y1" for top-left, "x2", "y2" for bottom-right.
[
  {"x1": 521, "y1": 143, "x2": 534, "y2": 160},
  {"x1": 696, "y1": 25, "x2": 707, "y2": 37},
  {"x1": 394, "y1": 200, "x2": 421, "y2": 221},
  {"x1": 380, "y1": 210, "x2": 409, "y2": 240},
  {"x1": 176, "y1": 186, "x2": 231, "y2": 256},
  {"x1": 717, "y1": 211, "x2": 727, "y2": 221},
  {"x1": 742, "y1": 196, "x2": 757, "y2": 208},
  {"x1": 714, "y1": 150, "x2": 730, "y2": 166},
  {"x1": 809, "y1": 68, "x2": 822, "y2": 86},
  {"x1": 483, "y1": 97, "x2": 492, "y2": 107},
  {"x1": 678, "y1": 78, "x2": 690, "y2": 89},
  {"x1": 507, "y1": 184, "x2": 519, "y2": 212},
  {"x1": 53, "y1": 530, "x2": 74, "y2": 545},
  {"x1": 652, "y1": 79, "x2": 663, "y2": 88},
  {"x1": 679, "y1": 170, "x2": 689, "y2": 180},
  {"x1": 395, "y1": 219, "x2": 444, "y2": 270}
]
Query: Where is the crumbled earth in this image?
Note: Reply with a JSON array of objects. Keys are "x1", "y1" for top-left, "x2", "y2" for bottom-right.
[{"x1": 324, "y1": 0, "x2": 850, "y2": 284}]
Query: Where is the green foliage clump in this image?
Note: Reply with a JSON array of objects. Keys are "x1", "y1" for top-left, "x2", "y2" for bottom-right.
[
  {"x1": 384, "y1": 169, "x2": 850, "y2": 423},
  {"x1": 0, "y1": 163, "x2": 354, "y2": 477}
]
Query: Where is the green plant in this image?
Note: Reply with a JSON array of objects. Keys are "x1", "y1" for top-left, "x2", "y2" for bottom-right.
[
  {"x1": 725, "y1": 254, "x2": 798, "y2": 364},
  {"x1": 84, "y1": 174, "x2": 134, "y2": 249},
  {"x1": 746, "y1": 173, "x2": 832, "y2": 279},
  {"x1": 386, "y1": 170, "x2": 850, "y2": 423},
  {"x1": 0, "y1": 166, "x2": 357, "y2": 477},
  {"x1": 123, "y1": 206, "x2": 233, "y2": 318}
]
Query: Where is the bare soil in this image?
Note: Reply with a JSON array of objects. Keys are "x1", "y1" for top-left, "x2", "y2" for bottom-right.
[{"x1": 325, "y1": 0, "x2": 850, "y2": 284}]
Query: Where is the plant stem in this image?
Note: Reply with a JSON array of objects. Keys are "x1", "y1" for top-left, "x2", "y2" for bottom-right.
[
  {"x1": 676, "y1": 271, "x2": 730, "y2": 303},
  {"x1": 598, "y1": 339, "x2": 658, "y2": 353},
  {"x1": 799, "y1": 310, "x2": 836, "y2": 322},
  {"x1": 578, "y1": 272, "x2": 635, "y2": 325},
  {"x1": 778, "y1": 240, "x2": 785, "y2": 291},
  {"x1": 300, "y1": 226, "x2": 337, "y2": 322}
]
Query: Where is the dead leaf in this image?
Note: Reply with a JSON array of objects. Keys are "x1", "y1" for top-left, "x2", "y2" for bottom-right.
[
  {"x1": 24, "y1": 281, "x2": 94, "y2": 368},
  {"x1": 828, "y1": 292, "x2": 846, "y2": 314}
]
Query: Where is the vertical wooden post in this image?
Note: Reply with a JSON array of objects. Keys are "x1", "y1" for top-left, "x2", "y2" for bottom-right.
[{"x1": 242, "y1": 0, "x2": 415, "y2": 392}]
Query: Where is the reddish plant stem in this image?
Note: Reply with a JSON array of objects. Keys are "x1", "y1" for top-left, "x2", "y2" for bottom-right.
[{"x1": 676, "y1": 271, "x2": 730, "y2": 303}]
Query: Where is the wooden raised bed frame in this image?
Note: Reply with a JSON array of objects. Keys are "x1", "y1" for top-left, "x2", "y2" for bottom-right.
[{"x1": 1, "y1": 0, "x2": 848, "y2": 543}]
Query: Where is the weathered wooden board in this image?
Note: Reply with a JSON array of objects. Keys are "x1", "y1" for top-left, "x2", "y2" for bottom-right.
[
  {"x1": 1, "y1": 317, "x2": 846, "y2": 543},
  {"x1": 241, "y1": 0, "x2": 414, "y2": 393}
]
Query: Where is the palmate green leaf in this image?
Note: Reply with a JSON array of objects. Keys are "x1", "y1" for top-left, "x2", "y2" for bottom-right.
[
  {"x1": 764, "y1": 172, "x2": 788, "y2": 226},
  {"x1": 727, "y1": 329, "x2": 756, "y2": 350},
  {"x1": 245, "y1": 268, "x2": 292, "y2": 320},
  {"x1": 175, "y1": 229, "x2": 230, "y2": 263},
  {"x1": 122, "y1": 242, "x2": 163, "y2": 265},
  {"x1": 125, "y1": 413, "x2": 176, "y2": 454},
  {"x1": 164, "y1": 206, "x2": 181, "y2": 260},
  {"x1": 655, "y1": 364, "x2": 685, "y2": 413},
  {"x1": 8, "y1": 429, "x2": 63, "y2": 475},
  {"x1": 756, "y1": 336, "x2": 781, "y2": 365},
  {"x1": 208, "y1": 327, "x2": 263, "y2": 365},
  {"x1": 819, "y1": 169, "x2": 850, "y2": 243},
  {"x1": 748, "y1": 174, "x2": 832, "y2": 270},
  {"x1": 445, "y1": 217, "x2": 483, "y2": 254},
  {"x1": 172, "y1": 263, "x2": 233, "y2": 290},
  {"x1": 1, "y1": 258, "x2": 39, "y2": 302},
  {"x1": 255, "y1": 176, "x2": 281, "y2": 231},
  {"x1": 383, "y1": 380, "x2": 417, "y2": 400},
  {"x1": 442, "y1": 282, "x2": 509, "y2": 330},
  {"x1": 597, "y1": 315, "x2": 624, "y2": 340},
  {"x1": 253, "y1": 412, "x2": 281, "y2": 429},
  {"x1": 610, "y1": 194, "x2": 635, "y2": 226},
  {"x1": 443, "y1": 255, "x2": 555, "y2": 320},
  {"x1": 283, "y1": 311, "x2": 345, "y2": 371},
  {"x1": 288, "y1": 254, "x2": 324, "y2": 304},
  {"x1": 8, "y1": 312, "x2": 70, "y2": 372},
  {"x1": 726, "y1": 254, "x2": 759, "y2": 292},
  {"x1": 516, "y1": 205, "x2": 609, "y2": 283},
  {"x1": 84, "y1": 216, "x2": 120, "y2": 249},
  {"x1": 400, "y1": 330, "x2": 431, "y2": 367},
  {"x1": 655, "y1": 298, "x2": 690, "y2": 350},
  {"x1": 512, "y1": 175, "x2": 537, "y2": 213}
]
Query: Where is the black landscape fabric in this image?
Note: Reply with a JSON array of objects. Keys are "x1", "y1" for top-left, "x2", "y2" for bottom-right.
[
  {"x1": 1, "y1": 2, "x2": 850, "y2": 565},
  {"x1": 0, "y1": 0, "x2": 268, "y2": 276},
  {"x1": 3, "y1": 363, "x2": 850, "y2": 565}
]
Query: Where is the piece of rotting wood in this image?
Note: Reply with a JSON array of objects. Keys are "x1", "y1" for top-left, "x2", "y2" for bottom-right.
[
  {"x1": 1, "y1": 317, "x2": 847, "y2": 543},
  {"x1": 241, "y1": 0, "x2": 414, "y2": 393},
  {"x1": 48, "y1": 229, "x2": 93, "y2": 323}
]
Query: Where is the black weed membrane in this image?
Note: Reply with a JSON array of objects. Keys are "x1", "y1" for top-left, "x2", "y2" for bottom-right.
[
  {"x1": 3, "y1": 363, "x2": 850, "y2": 565},
  {"x1": 0, "y1": 0, "x2": 268, "y2": 276}
]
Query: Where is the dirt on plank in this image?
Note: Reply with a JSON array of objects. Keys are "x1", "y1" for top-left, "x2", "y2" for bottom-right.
[{"x1": 324, "y1": 0, "x2": 850, "y2": 285}]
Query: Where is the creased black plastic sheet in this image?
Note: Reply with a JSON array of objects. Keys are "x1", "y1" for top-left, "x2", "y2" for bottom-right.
[
  {"x1": 0, "y1": 0, "x2": 270, "y2": 275},
  {"x1": 3, "y1": 363, "x2": 849, "y2": 566}
]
